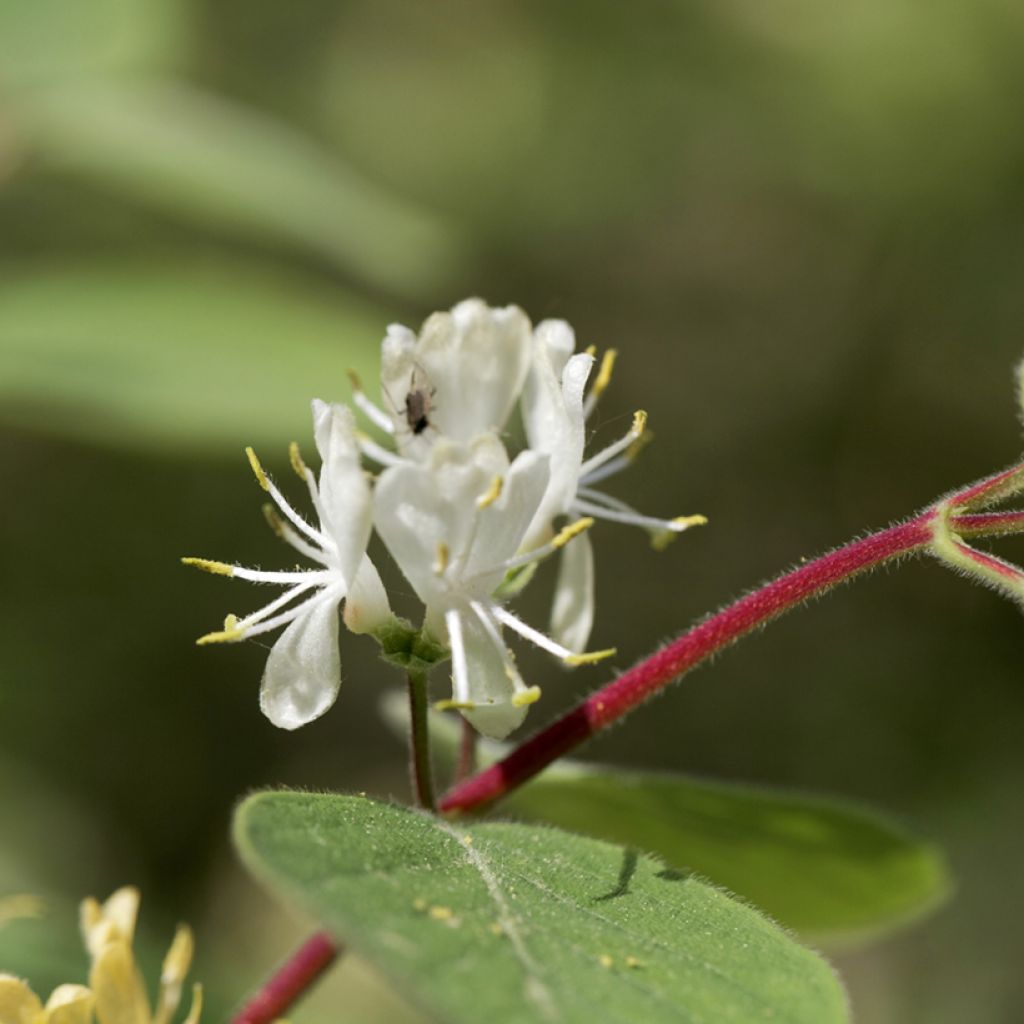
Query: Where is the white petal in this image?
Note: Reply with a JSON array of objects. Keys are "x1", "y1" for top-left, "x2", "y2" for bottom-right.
[
  {"x1": 310, "y1": 400, "x2": 372, "y2": 581},
  {"x1": 380, "y1": 324, "x2": 418, "y2": 434},
  {"x1": 457, "y1": 609, "x2": 527, "y2": 739},
  {"x1": 342, "y1": 557, "x2": 391, "y2": 635},
  {"x1": 550, "y1": 530, "x2": 595, "y2": 653},
  {"x1": 373, "y1": 437, "x2": 510, "y2": 604},
  {"x1": 534, "y1": 319, "x2": 576, "y2": 376},
  {"x1": 416, "y1": 299, "x2": 532, "y2": 443},
  {"x1": 260, "y1": 593, "x2": 343, "y2": 730},
  {"x1": 464, "y1": 449, "x2": 551, "y2": 586},
  {"x1": 522, "y1": 345, "x2": 593, "y2": 548}
]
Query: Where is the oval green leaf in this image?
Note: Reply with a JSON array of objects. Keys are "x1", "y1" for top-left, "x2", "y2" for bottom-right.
[
  {"x1": 236, "y1": 791, "x2": 849, "y2": 1024},
  {"x1": 379, "y1": 694, "x2": 950, "y2": 946}
]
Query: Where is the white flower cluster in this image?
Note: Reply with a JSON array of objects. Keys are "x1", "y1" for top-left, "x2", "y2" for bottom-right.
[{"x1": 185, "y1": 300, "x2": 704, "y2": 739}]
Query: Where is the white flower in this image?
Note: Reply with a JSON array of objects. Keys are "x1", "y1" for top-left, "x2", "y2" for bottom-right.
[
  {"x1": 373, "y1": 434, "x2": 610, "y2": 739},
  {"x1": 349, "y1": 298, "x2": 534, "y2": 461},
  {"x1": 183, "y1": 400, "x2": 390, "y2": 730},
  {"x1": 520, "y1": 320, "x2": 706, "y2": 652}
]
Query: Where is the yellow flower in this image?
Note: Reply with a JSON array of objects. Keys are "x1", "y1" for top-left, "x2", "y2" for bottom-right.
[{"x1": 0, "y1": 887, "x2": 201, "y2": 1024}]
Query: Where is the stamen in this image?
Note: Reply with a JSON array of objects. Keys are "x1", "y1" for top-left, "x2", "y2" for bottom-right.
[
  {"x1": 552, "y1": 517, "x2": 594, "y2": 548},
  {"x1": 573, "y1": 497, "x2": 707, "y2": 537},
  {"x1": 288, "y1": 441, "x2": 307, "y2": 480},
  {"x1": 235, "y1": 584, "x2": 342, "y2": 640},
  {"x1": 476, "y1": 518, "x2": 595, "y2": 583},
  {"x1": 469, "y1": 600, "x2": 531, "y2": 696},
  {"x1": 445, "y1": 608, "x2": 471, "y2": 705},
  {"x1": 564, "y1": 648, "x2": 616, "y2": 666},
  {"x1": 434, "y1": 541, "x2": 450, "y2": 575},
  {"x1": 651, "y1": 515, "x2": 708, "y2": 551},
  {"x1": 512, "y1": 686, "x2": 542, "y2": 707},
  {"x1": 490, "y1": 604, "x2": 573, "y2": 659},
  {"x1": 245, "y1": 447, "x2": 270, "y2": 491},
  {"x1": 477, "y1": 475, "x2": 504, "y2": 509},
  {"x1": 236, "y1": 582, "x2": 318, "y2": 629},
  {"x1": 583, "y1": 349, "x2": 618, "y2": 418},
  {"x1": 578, "y1": 410, "x2": 648, "y2": 479},
  {"x1": 262, "y1": 504, "x2": 284, "y2": 538},
  {"x1": 348, "y1": 368, "x2": 397, "y2": 433},
  {"x1": 263, "y1": 504, "x2": 329, "y2": 564},
  {"x1": 584, "y1": 344, "x2": 597, "y2": 357},
  {"x1": 435, "y1": 699, "x2": 476, "y2": 711},
  {"x1": 356, "y1": 431, "x2": 404, "y2": 468},
  {"x1": 231, "y1": 566, "x2": 330, "y2": 584},
  {"x1": 196, "y1": 625, "x2": 245, "y2": 645},
  {"x1": 181, "y1": 557, "x2": 234, "y2": 577}
]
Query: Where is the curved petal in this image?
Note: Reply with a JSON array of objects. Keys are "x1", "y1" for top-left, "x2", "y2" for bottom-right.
[
  {"x1": 259, "y1": 592, "x2": 343, "y2": 730},
  {"x1": 342, "y1": 557, "x2": 391, "y2": 635},
  {"x1": 89, "y1": 940, "x2": 151, "y2": 1024},
  {"x1": 0, "y1": 976, "x2": 44, "y2": 1024},
  {"x1": 310, "y1": 400, "x2": 372, "y2": 581},
  {"x1": 416, "y1": 299, "x2": 532, "y2": 443},
  {"x1": 522, "y1": 346, "x2": 593, "y2": 548},
  {"x1": 45, "y1": 986, "x2": 95, "y2": 1024},
  {"x1": 456, "y1": 609, "x2": 528, "y2": 740},
  {"x1": 550, "y1": 530, "x2": 595, "y2": 653},
  {"x1": 464, "y1": 449, "x2": 551, "y2": 588},
  {"x1": 81, "y1": 888, "x2": 139, "y2": 958}
]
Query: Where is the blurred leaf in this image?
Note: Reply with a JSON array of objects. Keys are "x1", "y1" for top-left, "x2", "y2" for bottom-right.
[
  {"x1": 0, "y1": 261, "x2": 390, "y2": 452},
  {"x1": 13, "y1": 79, "x2": 468, "y2": 297},
  {"x1": 381, "y1": 694, "x2": 950, "y2": 946},
  {"x1": 236, "y1": 791, "x2": 850, "y2": 1024},
  {"x1": 0, "y1": 0, "x2": 184, "y2": 91}
]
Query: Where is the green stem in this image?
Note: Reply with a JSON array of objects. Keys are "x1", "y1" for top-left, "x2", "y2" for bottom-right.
[{"x1": 407, "y1": 669, "x2": 436, "y2": 811}]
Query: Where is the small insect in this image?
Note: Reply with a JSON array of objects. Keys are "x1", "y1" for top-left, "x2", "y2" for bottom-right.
[{"x1": 403, "y1": 367, "x2": 435, "y2": 436}]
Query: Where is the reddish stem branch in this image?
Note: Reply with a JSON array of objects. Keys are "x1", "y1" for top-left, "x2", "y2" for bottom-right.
[
  {"x1": 439, "y1": 513, "x2": 938, "y2": 815},
  {"x1": 231, "y1": 931, "x2": 339, "y2": 1024}
]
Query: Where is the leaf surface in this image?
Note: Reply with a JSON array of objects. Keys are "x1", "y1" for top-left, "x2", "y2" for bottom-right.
[{"x1": 236, "y1": 791, "x2": 849, "y2": 1024}]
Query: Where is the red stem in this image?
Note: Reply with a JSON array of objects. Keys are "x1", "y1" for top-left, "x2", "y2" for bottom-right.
[
  {"x1": 439, "y1": 513, "x2": 937, "y2": 815},
  {"x1": 231, "y1": 931, "x2": 339, "y2": 1024}
]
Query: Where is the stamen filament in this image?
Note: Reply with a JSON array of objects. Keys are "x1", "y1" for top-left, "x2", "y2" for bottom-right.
[
  {"x1": 578, "y1": 410, "x2": 647, "y2": 479},
  {"x1": 583, "y1": 348, "x2": 618, "y2": 419},
  {"x1": 348, "y1": 369, "x2": 396, "y2": 434},
  {"x1": 572, "y1": 498, "x2": 706, "y2": 534},
  {"x1": 445, "y1": 608, "x2": 472, "y2": 706},
  {"x1": 356, "y1": 432, "x2": 404, "y2": 468},
  {"x1": 236, "y1": 581, "x2": 319, "y2": 629},
  {"x1": 233, "y1": 584, "x2": 343, "y2": 640},
  {"x1": 489, "y1": 604, "x2": 574, "y2": 659},
  {"x1": 263, "y1": 506, "x2": 328, "y2": 564}
]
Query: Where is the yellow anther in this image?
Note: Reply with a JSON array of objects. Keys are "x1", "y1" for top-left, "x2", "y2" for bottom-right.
[
  {"x1": 435, "y1": 699, "x2": 476, "y2": 712},
  {"x1": 428, "y1": 905, "x2": 454, "y2": 921},
  {"x1": 223, "y1": 614, "x2": 239, "y2": 631},
  {"x1": 476, "y1": 475, "x2": 504, "y2": 509},
  {"x1": 181, "y1": 557, "x2": 235, "y2": 577},
  {"x1": 288, "y1": 441, "x2": 307, "y2": 480},
  {"x1": 346, "y1": 368, "x2": 364, "y2": 393},
  {"x1": 245, "y1": 446, "x2": 270, "y2": 492},
  {"x1": 512, "y1": 686, "x2": 542, "y2": 708},
  {"x1": 162, "y1": 924, "x2": 194, "y2": 983},
  {"x1": 552, "y1": 517, "x2": 594, "y2": 549},
  {"x1": 564, "y1": 647, "x2": 617, "y2": 667},
  {"x1": 598, "y1": 954, "x2": 614, "y2": 969},
  {"x1": 631, "y1": 409, "x2": 648, "y2": 436},
  {"x1": 196, "y1": 624, "x2": 246, "y2": 645},
  {"x1": 433, "y1": 541, "x2": 450, "y2": 575},
  {"x1": 584, "y1": 344, "x2": 597, "y2": 357},
  {"x1": 626, "y1": 429, "x2": 653, "y2": 462},
  {"x1": 262, "y1": 503, "x2": 285, "y2": 538},
  {"x1": 591, "y1": 348, "x2": 618, "y2": 398},
  {"x1": 674, "y1": 514, "x2": 708, "y2": 530}
]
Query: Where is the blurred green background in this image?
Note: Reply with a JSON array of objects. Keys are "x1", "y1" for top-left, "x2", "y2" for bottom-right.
[{"x1": 3, "y1": 0, "x2": 1024, "y2": 1020}]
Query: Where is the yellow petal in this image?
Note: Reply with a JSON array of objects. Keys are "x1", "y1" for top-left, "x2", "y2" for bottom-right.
[
  {"x1": 81, "y1": 889, "x2": 139, "y2": 959},
  {"x1": 153, "y1": 926, "x2": 193, "y2": 1024},
  {"x1": 44, "y1": 986, "x2": 95, "y2": 1024},
  {"x1": 90, "y1": 940, "x2": 151, "y2": 1024},
  {"x1": 0, "y1": 975, "x2": 44, "y2": 1024}
]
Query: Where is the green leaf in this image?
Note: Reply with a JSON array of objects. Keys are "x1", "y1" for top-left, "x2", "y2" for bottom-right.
[
  {"x1": 0, "y1": 261, "x2": 388, "y2": 452},
  {"x1": 380, "y1": 695, "x2": 950, "y2": 946},
  {"x1": 15, "y1": 79, "x2": 468, "y2": 297},
  {"x1": 236, "y1": 791, "x2": 849, "y2": 1024}
]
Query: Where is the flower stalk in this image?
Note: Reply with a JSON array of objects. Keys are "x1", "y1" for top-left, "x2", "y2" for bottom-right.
[
  {"x1": 231, "y1": 932, "x2": 339, "y2": 1024},
  {"x1": 440, "y1": 463, "x2": 1024, "y2": 814},
  {"x1": 407, "y1": 668, "x2": 437, "y2": 811}
]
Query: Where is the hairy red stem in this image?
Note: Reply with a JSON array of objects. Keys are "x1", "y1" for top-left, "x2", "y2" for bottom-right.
[
  {"x1": 440, "y1": 513, "x2": 937, "y2": 814},
  {"x1": 231, "y1": 931, "x2": 339, "y2": 1024}
]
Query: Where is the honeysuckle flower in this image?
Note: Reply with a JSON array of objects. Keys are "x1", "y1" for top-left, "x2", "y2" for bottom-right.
[
  {"x1": 520, "y1": 319, "x2": 706, "y2": 652},
  {"x1": 0, "y1": 887, "x2": 200, "y2": 1024},
  {"x1": 373, "y1": 433, "x2": 612, "y2": 738},
  {"x1": 349, "y1": 298, "x2": 534, "y2": 461},
  {"x1": 183, "y1": 400, "x2": 391, "y2": 730}
]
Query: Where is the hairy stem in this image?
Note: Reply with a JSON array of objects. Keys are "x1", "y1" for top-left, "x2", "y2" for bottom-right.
[
  {"x1": 440, "y1": 508, "x2": 973, "y2": 815},
  {"x1": 231, "y1": 932, "x2": 339, "y2": 1024},
  {"x1": 408, "y1": 668, "x2": 437, "y2": 811}
]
